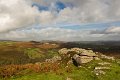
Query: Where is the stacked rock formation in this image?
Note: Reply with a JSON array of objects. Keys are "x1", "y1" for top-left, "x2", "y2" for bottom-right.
[{"x1": 58, "y1": 48, "x2": 99, "y2": 65}]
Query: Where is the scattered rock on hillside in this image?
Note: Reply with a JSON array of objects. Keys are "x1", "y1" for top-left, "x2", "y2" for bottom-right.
[
  {"x1": 100, "y1": 54, "x2": 115, "y2": 60},
  {"x1": 98, "y1": 62, "x2": 111, "y2": 66},
  {"x1": 94, "y1": 70, "x2": 106, "y2": 75},
  {"x1": 94, "y1": 66, "x2": 110, "y2": 75},
  {"x1": 94, "y1": 67, "x2": 110, "y2": 70},
  {"x1": 45, "y1": 56, "x2": 61, "y2": 63}
]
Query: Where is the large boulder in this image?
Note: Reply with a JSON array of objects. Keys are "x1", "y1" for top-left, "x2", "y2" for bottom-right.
[
  {"x1": 72, "y1": 54, "x2": 81, "y2": 66},
  {"x1": 79, "y1": 56, "x2": 93, "y2": 63},
  {"x1": 72, "y1": 54, "x2": 94, "y2": 64}
]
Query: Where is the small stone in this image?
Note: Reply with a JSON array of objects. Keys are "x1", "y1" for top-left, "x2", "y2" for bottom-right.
[
  {"x1": 78, "y1": 66, "x2": 82, "y2": 68},
  {"x1": 65, "y1": 66, "x2": 69, "y2": 68},
  {"x1": 98, "y1": 62, "x2": 111, "y2": 65},
  {"x1": 35, "y1": 62, "x2": 41, "y2": 65},
  {"x1": 99, "y1": 70, "x2": 106, "y2": 75},
  {"x1": 94, "y1": 70, "x2": 106, "y2": 75},
  {"x1": 67, "y1": 60, "x2": 73, "y2": 65},
  {"x1": 88, "y1": 66, "x2": 91, "y2": 68},
  {"x1": 95, "y1": 67, "x2": 110, "y2": 70},
  {"x1": 66, "y1": 77, "x2": 72, "y2": 80}
]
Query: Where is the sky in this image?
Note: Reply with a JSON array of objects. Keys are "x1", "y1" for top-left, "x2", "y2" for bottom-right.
[{"x1": 0, "y1": 0, "x2": 120, "y2": 41}]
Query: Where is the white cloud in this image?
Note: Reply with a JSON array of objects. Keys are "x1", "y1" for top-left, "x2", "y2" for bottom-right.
[
  {"x1": 91, "y1": 26, "x2": 120, "y2": 34},
  {"x1": 105, "y1": 26, "x2": 120, "y2": 33},
  {"x1": 1, "y1": 27, "x2": 120, "y2": 41},
  {"x1": 0, "y1": 28, "x2": 82, "y2": 41},
  {"x1": 0, "y1": 0, "x2": 39, "y2": 32},
  {"x1": 1, "y1": 0, "x2": 120, "y2": 41},
  {"x1": 32, "y1": 0, "x2": 120, "y2": 23},
  {"x1": 38, "y1": 11, "x2": 55, "y2": 25},
  {"x1": 1, "y1": 0, "x2": 120, "y2": 32}
]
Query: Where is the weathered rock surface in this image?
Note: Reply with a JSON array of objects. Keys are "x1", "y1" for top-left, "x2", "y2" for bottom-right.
[
  {"x1": 58, "y1": 48, "x2": 115, "y2": 67},
  {"x1": 58, "y1": 48, "x2": 68, "y2": 55},
  {"x1": 79, "y1": 56, "x2": 94, "y2": 63},
  {"x1": 73, "y1": 54, "x2": 94, "y2": 64},
  {"x1": 72, "y1": 54, "x2": 81, "y2": 65},
  {"x1": 59, "y1": 48, "x2": 99, "y2": 65},
  {"x1": 80, "y1": 50, "x2": 97, "y2": 57}
]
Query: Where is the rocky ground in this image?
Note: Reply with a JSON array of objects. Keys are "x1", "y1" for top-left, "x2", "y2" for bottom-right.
[
  {"x1": 0, "y1": 41, "x2": 120, "y2": 80},
  {"x1": 49, "y1": 48, "x2": 118, "y2": 76}
]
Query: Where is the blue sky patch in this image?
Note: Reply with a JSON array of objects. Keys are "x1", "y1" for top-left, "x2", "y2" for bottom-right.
[
  {"x1": 56, "y1": 1, "x2": 66, "y2": 10},
  {"x1": 32, "y1": 3, "x2": 48, "y2": 11}
]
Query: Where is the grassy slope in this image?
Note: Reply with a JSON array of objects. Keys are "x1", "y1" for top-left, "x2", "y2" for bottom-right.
[
  {"x1": 0, "y1": 41, "x2": 59, "y2": 65},
  {"x1": 0, "y1": 41, "x2": 120, "y2": 80},
  {"x1": 4, "y1": 59, "x2": 120, "y2": 80}
]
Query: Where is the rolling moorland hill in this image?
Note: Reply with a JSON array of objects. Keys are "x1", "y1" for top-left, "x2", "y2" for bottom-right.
[{"x1": 0, "y1": 41, "x2": 120, "y2": 80}]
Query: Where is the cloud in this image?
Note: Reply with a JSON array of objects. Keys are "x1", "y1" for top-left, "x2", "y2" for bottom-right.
[
  {"x1": 91, "y1": 26, "x2": 120, "y2": 34},
  {"x1": 1, "y1": 0, "x2": 120, "y2": 41},
  {"x1": 32, "y1": 0, "x2": 120, "y2": 23},
  {"x1": 38, "y1": 11, "x2": 55, "y2": 25},
  {"x1": 105, "y1": 26, "x2": 120, "y2": 33},
  {"x1": 0, "y1": 0, "x2": 40, "y2": 32},
  {"x1": 1, "y1": 26, "x2": 120, "y2": 41},
  {"x1": 1, "y1": 0, "x2": 120, "y2": 32},
  {"x1": 0, "y1": 28, "x2": 85, "y2": 41}
]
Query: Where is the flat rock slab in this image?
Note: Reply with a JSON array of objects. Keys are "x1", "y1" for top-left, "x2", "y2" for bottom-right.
[
  {"x1": 80, "y1": 51, "x2": 97, "y2": 57},
  {"x1": 95, "y1": 67, "x2": 110, "y2": 70},
  {"x1": 79, "y1": 56, "x2": 93, "y2": 63},
  {"x1": 98, "y1": 62, "x2": 111, "y2": 65}
]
